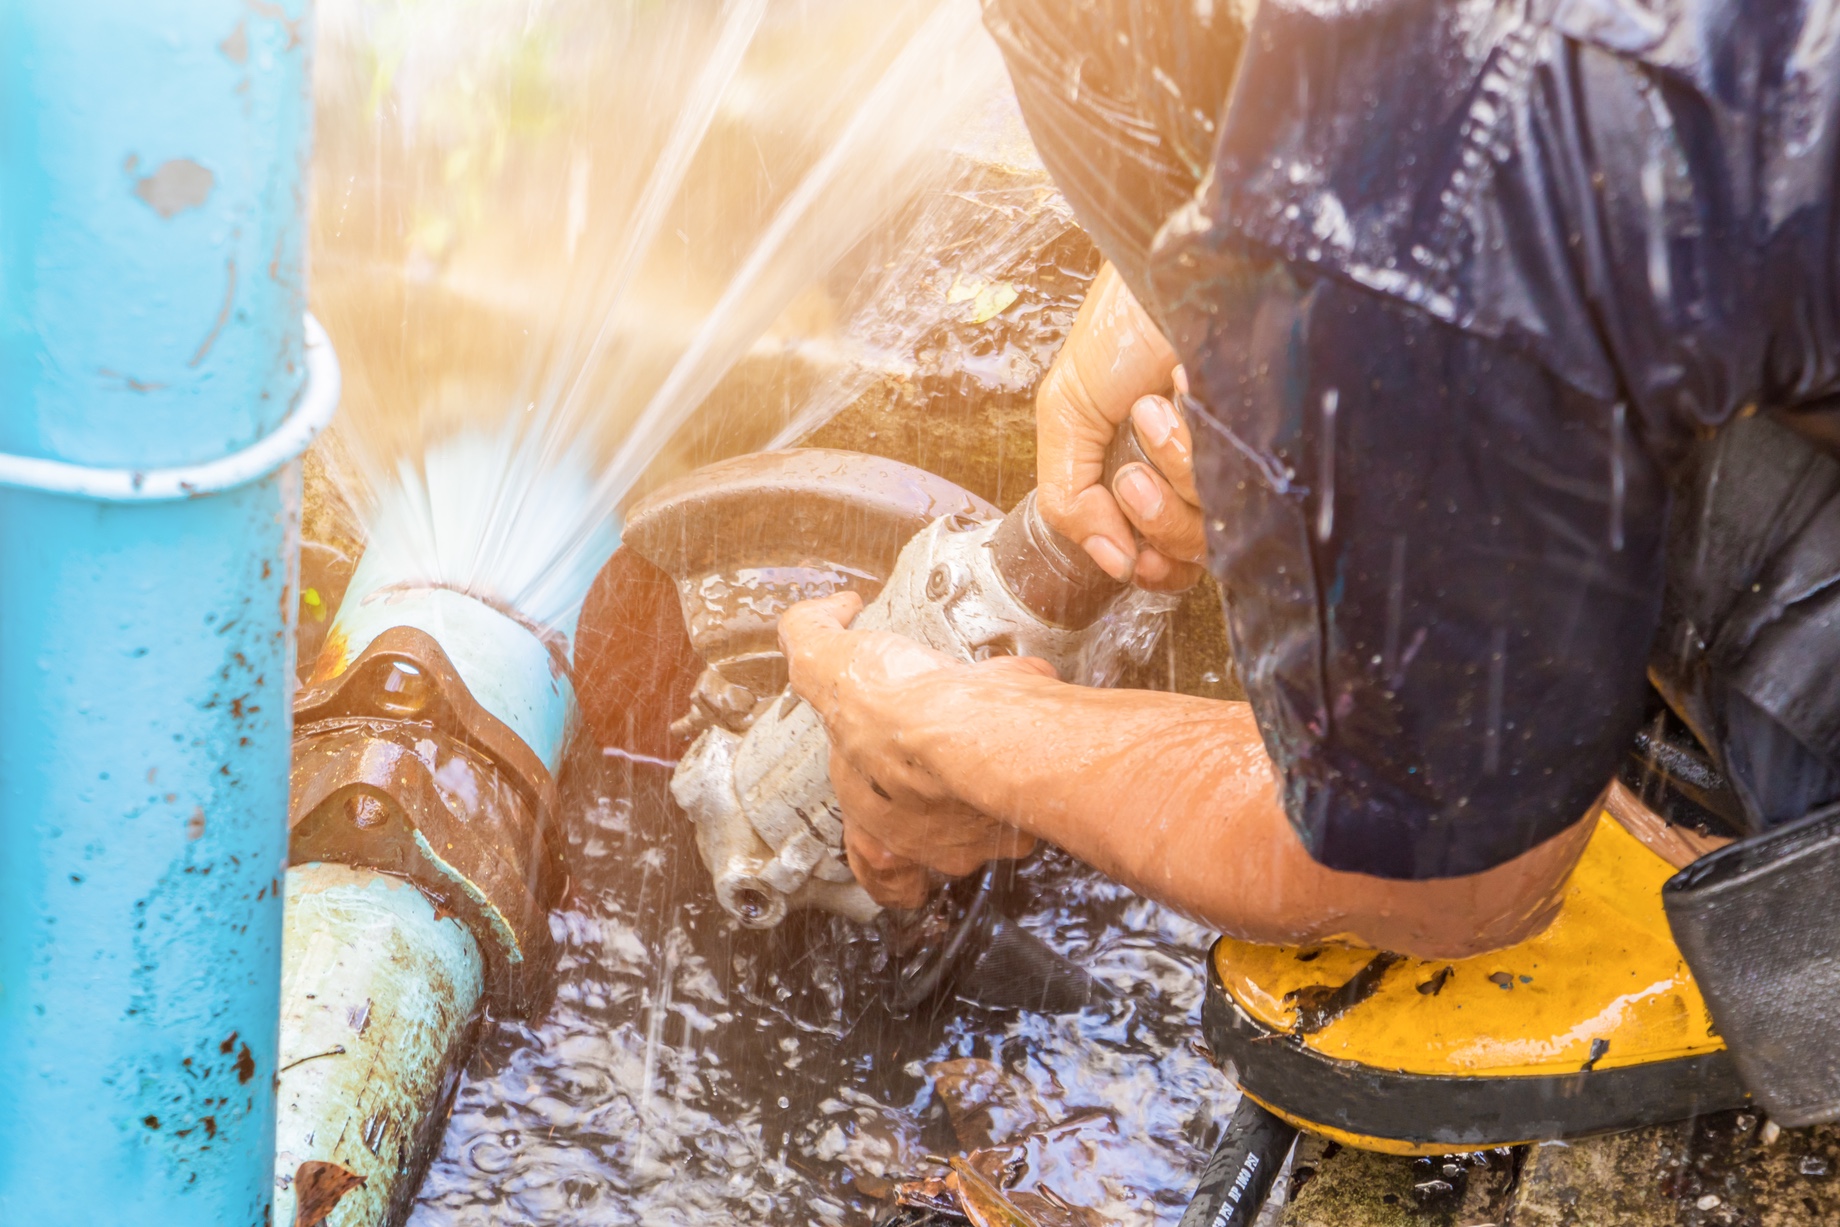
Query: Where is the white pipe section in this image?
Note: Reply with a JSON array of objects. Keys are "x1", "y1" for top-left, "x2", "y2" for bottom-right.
[{"x1": 273, "y1": 863, "x2": 485, "y2": 1227}]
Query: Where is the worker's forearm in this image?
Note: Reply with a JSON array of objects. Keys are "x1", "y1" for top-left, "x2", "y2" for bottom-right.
[
  {"x1": 921, "y1": 677, "x2": 1299, "y2": 928},
  {"x1": 900, "y1": 671, "x2": 1593, "y2": 959}
]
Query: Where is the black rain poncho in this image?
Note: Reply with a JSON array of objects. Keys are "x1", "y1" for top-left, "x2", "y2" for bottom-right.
[{"x1": 985, "y1": 0, "x2": 1840, "y2": 878}]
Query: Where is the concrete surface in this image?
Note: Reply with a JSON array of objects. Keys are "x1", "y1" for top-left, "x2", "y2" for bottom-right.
[{"x1": 1277, "y1": 1114, "x2": 1840, "y2": 1227}]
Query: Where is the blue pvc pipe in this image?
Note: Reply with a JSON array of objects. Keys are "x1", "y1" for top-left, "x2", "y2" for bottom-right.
[{"x1": 0, "y1": 3, "x2": 311, "y2": 1222}]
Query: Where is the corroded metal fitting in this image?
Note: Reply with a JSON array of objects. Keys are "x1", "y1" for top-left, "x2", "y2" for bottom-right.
[{"x1": 291, "y1": 625, "x2": 568, "y2": 1013}]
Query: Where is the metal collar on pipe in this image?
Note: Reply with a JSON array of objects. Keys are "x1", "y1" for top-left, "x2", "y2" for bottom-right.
[{"x1": 0, "y1": 313, "x2": 340, "y2": 502}]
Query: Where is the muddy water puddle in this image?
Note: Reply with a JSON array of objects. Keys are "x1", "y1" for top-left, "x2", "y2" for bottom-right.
[{"x1": 407, "y1": 754, "x2": 1233, "y2": 1226}]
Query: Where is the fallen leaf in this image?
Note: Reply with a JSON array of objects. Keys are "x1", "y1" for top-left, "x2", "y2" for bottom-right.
[
  {"x1": 1009, "y1": 1188, "x2": 1109, "y2": 1227},
  {"x1": 946, "y1": 273, "x2": 982, "y2": 304},
  {"x1": 943, "y1": 273, "x2": 1020, "y2": 323},
  {"x1": 970, "y1": 283, "x2": 1019, "y2": 324},
  {"x1": 950, "y1": 1156, "x2": 1041, "y2": 1227},
  {"x1": 294, "y1": 1160, "x2": 366, "y2": 1227},
  {"x1": 928, "y1": 1057, "x2": 1049, "y2": 1149}
]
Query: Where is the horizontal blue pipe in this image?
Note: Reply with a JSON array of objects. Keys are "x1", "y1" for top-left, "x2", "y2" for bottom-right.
[{"x1": 0, "y1": 2, "x2": 311, "y2": 1222}]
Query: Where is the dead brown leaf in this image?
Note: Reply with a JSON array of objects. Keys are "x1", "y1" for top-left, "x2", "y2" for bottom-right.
[
  {"x1": 950, "y1": 1156, "x2": 1041, "y2": 1227},
  {"x1": 293, "y1": 1160, "x2": 367, "y2": 1227},
  {"x1": 928, "y1": 1057, "x2": 1049, "y2": 1150}
]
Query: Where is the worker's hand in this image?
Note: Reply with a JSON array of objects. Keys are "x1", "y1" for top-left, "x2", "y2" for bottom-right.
[
  {"x1": 779, "y1": 591, "x2": 1042, "y2": 908},
  {"x1": 1036, "y1": 263, "x2": 1207, "y2": 592}
]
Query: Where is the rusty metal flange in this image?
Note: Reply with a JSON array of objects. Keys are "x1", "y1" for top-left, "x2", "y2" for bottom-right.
[{"x1": 289, "y1": 626, "x2": 567, "y2": 1013}]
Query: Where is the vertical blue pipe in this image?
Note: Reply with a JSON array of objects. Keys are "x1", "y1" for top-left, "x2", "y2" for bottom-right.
[{"x1": 0, "y1": 2, "x2": 310, "y2": 1222}]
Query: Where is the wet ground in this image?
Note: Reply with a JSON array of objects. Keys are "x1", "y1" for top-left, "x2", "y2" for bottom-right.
[{"x1": 406, "y1": 751, "x2": 1236, "y2": 1227}]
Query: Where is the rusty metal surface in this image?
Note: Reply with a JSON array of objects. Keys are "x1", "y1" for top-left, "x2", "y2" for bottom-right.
[
  {"x1": 289, "y1": 718, "x2": 562, "y2": 1014},
  {"x1": 290, "y1": 625, "x2": 568, "y2": 1012},
  {"x1": 297, "y1": 624, "x2": 558, "y2": 815},
  {"x1": 574, "y1": 546, "x2": 706, "y2": 759},
  {"x1": 303, "y1": 585, "x2": 578, "y2": 777}
]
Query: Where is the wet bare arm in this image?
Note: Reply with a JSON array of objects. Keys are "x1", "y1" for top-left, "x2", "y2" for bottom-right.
[
  {"x1": 780, "y1": 592, "x2": 1595, "y2": 961},
  {"x1": 779, "y1": 263, "x2": 1593, "y2": 959}
]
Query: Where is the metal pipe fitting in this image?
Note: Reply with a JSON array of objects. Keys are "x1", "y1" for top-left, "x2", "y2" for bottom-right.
[
  {"x1": 279, "y1": 569, "x2": 578, "y2": 1223},
  {"x1": 292, "y1": 578, "x2": 576, "y2": 1009}
]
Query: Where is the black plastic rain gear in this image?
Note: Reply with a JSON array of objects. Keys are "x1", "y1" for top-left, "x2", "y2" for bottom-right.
[{"x1": 986, "y1": 0, "x2": 1840, "y2": 878}]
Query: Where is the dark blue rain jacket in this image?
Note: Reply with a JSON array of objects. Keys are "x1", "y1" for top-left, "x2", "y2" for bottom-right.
[{"x1": 986, "y1": 0, "x2": 1840, "y2": 878}]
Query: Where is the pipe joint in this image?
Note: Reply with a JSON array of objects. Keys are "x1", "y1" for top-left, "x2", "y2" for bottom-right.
[{"x1": 291, "y1": 626, "x2": 568, "y2": 1013}]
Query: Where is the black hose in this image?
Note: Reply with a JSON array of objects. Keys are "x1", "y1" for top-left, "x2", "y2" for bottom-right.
[
  {"x1": 882, "y1": 867, "x2": 999, "y2": 1014},
  {"x1": 881, "y1": 865, "x2": 1106, "y2": 1015},
  {"x1": 1177, "y1": 1096, "x2": 1298, "y2": 1227}
]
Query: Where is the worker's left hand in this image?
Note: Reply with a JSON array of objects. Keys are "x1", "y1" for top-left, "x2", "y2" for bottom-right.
[
  {"x1": 1035, "y1": 263, "x2": 1207, "y2": 592},
  {"x1": 779, "y1": 590, "x2": 1042, "y2": 908}
]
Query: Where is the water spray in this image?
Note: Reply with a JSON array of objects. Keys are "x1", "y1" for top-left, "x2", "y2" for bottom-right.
[{"x1": 273, "y1": 435, "x2": 613, "y2": 1222}]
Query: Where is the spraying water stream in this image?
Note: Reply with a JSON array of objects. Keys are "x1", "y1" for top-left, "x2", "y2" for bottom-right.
[
  {"x1": 315, "y1": 0, "x2": 1009, "y2": 632},
  {"x1": 306, "y1": 3, "x2": 1244, "y2": 1222}
]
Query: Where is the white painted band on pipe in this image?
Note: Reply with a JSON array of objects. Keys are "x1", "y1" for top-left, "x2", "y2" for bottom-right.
[{"x1": 0, "y1": 312, "x2": 341, "y2": 502}]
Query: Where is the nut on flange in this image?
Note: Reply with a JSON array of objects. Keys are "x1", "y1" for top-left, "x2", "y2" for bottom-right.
[{"x1": 290, "y1": 625, "x2": 567, "y2": 1013}]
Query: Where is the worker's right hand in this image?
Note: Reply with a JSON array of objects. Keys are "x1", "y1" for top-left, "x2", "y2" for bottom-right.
[
  {"x1": 1035, "y1": 263, "x2": 1207, "y2": 591},
  {"x1": 779, "y1": 591, "x2": 1042, "y2": 908}
]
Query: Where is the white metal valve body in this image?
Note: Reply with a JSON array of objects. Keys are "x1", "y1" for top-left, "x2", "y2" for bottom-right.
[{"x1": 672, "y1": 512, "x2": 1146, "y2": 928}]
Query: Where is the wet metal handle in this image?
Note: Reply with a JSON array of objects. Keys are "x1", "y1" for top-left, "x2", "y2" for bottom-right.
[{"x1": 988, "y1": 417, "x2": 1159, "y2": 629}]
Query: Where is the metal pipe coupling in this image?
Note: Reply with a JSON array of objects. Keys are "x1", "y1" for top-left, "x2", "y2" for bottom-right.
[{"x1": 291, "y1": 574, "x2": 576, "y2": 1013}]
